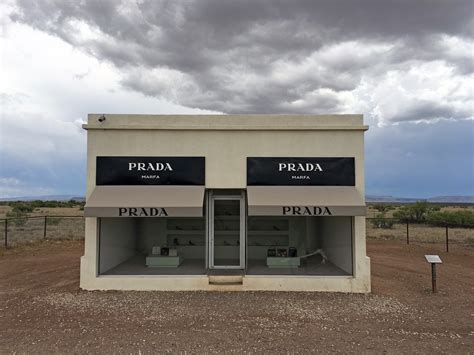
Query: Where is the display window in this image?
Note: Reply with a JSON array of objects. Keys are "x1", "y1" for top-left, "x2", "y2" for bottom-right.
[
  {"x1": 246, "y1": 216, "x2": 353, "y2": 275},
  {"x1": 98, "y1": 216, "x2": 207, "y2": 275}
]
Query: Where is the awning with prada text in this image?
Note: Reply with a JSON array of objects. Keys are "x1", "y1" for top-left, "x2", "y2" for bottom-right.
[
  {"x1": 247, "y1": 186, "x2": 366, "y2": 216},
  {"x1": 84, "y1": 186, "x2": 205, "y2": 217}
]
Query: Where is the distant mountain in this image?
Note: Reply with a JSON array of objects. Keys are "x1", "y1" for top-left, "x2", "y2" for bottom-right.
[
  {"x1": 1, "y1": 193, "x2": 472, "y2": 204},
  {"x1": 0, "y1": 195, "x2": 85, "y2": 202},
  {"x1": 428, "y1": 196, "x2": 474, "y2": 203},
  {"x1": 366, "y1": 195, "x2": 419, "y2": 203},
  {"x1": 366, "y1": 195, "x2": 474, "y2": 203}
]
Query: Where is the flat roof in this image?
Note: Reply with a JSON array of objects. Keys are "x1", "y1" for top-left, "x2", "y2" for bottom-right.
[{"x1": 83, "y1": 114, "x2": 368, "y2": 131}]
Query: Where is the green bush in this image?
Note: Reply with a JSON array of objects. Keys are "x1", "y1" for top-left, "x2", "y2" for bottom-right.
[
  {"x1": 372, "y1": 204, "x2": 393, "y2": 213},
  {"x1": 371, "y1": 213, "x2": 394, "y2": 229},
  {"x1": 426, "y1": 211, "x2": 474, "y2": 227},
  {"x1": 8, "y1": 199, "x2": 85, "y2": 210},
  {"x1": 10, "y1": 202, "x2": 34, "y2": 214},
  {"x1": 393, "y1": 201, "x2": 440, "y2": 223},
  {"x1": 6, "y1": 210, "x2": 28, "y2": 226}
]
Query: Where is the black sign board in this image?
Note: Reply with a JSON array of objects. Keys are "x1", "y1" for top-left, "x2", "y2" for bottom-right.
[
  {"x1": 96, "y1": 157, "x2": 205, "y2": 185},
  {"x1": 247, "y1": 157, "x2": 355, "y2": 186}
]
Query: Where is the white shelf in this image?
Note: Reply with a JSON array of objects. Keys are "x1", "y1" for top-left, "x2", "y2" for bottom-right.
[
  {"x1": 214, "y1": 216, "x2": 240, "y2": 220},
  {"x1": 174, "y1": 244, "x2": 205, "y2": 247},
  {"x1": 248, "y1": 231, "x2": 289, "y2": 236},
  {"x1": 214, "y1": 230, "x2": 240, "y2": 235},
  {"x1": 249, "y1": 245, "x2": 289, "y2": 247},
  {"x1": 166, "y1": 230, "x2": 205, "y2": 235}
]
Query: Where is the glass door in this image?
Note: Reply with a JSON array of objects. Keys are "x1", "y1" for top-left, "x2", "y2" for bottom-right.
[{"x1": 209, "y1": 192, "x2": 245, "y2": 269}]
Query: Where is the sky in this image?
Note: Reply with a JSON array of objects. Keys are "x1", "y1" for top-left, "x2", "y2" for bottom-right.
[{"x1": 0, "y1": 0, "x2": 473, "y2": 199}]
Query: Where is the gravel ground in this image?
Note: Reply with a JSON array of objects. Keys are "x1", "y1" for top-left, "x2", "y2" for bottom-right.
[{"x1": 0, "y1": 239, "x2": 473, "y2": 353}]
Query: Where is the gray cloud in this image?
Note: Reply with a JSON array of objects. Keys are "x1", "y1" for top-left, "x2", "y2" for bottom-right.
[{"x1": 10, "y1": 0, "x2": 474, "y2": 121}]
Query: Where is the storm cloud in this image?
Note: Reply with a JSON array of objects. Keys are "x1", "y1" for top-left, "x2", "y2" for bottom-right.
[
  {"x1": 10, "y1": 0, "x2": 474, "y2": 122},
  {"x1": 1, "y1": 0, "x2": 473, "y2": 198}
]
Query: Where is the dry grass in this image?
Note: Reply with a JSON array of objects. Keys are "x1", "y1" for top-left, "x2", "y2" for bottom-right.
[
  {"x1": 366, "y1": 204, "x2": 474, "y2": 218},
  {"x1": 0, "y1": 206, "x2": 83, "y2": 219},
  {"x1": 1, "y1": 217, "x2": 84, "y2": 248},
  {"x1": 1, "y1": 206, "x2": 473, "y2": 248},
  {"x1": 367, "y1": 220, "x2": 474, "y2": 245}
]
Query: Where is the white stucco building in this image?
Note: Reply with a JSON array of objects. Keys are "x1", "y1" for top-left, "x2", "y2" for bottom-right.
[{"x1": 80, "y1": 114, "x2": 371, "y2": 292}]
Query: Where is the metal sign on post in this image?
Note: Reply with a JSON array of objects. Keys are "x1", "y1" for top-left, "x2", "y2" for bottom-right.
[{"x1": 425, "y1": 255, "x2": 442, "y2": 293}]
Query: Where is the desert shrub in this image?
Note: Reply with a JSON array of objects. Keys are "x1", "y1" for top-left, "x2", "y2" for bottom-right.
[
  {"x1": 46, "y1": 217, "x2": 62, "y2": 226},
  {"x1": 10, "y1": 202, "x2": 34, "y2": 214},
  {"x1": 372, "y1": 204, "x2": 393, "y2": 213},
  {"x1": 6, "y1": 210, "x2": 28, "y2": 226},
  {"x1": 370, "y1": 213, "x2": 394, "y2": 229},
  {"x1": 8, "y1": 199, "x2": 85, "y2": 210},
  {"x1": 393, "y1": 201, "x2": 440, "y2": 223},
  {"x1": 426, "y1": 210, "x2": 474, "y2": 227}
]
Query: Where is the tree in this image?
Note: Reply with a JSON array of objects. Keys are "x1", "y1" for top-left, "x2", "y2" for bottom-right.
[
  {"x1": 372, "y1": 204, "x2": 393, "y2": 213},
  {"x1": 393, "y1": 201, "x2": 440, "y2": 222}
]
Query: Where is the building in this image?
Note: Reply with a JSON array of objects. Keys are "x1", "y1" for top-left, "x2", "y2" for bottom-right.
[{"x1": 80, "y1": 114, "x2": 371, "y2": 292}]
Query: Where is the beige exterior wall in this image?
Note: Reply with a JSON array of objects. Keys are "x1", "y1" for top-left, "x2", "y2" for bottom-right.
[{"x1": 80, "y1": 114, "x2": 371, "y2": 293}]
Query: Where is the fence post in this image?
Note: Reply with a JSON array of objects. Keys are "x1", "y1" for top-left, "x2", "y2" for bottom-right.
[
  {"x1": 406, "y1": 222, "x2": 409, "y2": 244},
  {"x1": 445, "y1": 225, "x2": 449, "y2": 252},
  {"x1": 44, "y1": 216, "x2": 47, "y2": 239},
  {"x1": 4, "y1": 219, "x2": 7, "y2": 249}
]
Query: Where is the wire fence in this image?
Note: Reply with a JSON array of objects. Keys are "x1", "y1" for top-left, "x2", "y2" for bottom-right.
[
  {"x1": 1, "y1": 216, "x2": 84, "y2": 249},
  {"x1": 366, "y1": 217, "x2": 474, "y2": 251},
  {"x1": 0, "y1": 216, "x2": 473, "y2": 250}
]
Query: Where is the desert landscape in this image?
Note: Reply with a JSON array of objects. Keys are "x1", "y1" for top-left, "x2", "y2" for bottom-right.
[
  {"x1": 0, "y1": 238, "x2": 473, "y2": 353},
  {"x1": 0, "y1": 202, "x2": 473, "y2": 352},
  {"x1": 2, "y1": 203, "x2": 473, "y2": 249}
]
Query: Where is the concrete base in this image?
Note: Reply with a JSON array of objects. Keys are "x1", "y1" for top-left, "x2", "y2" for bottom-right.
[{"x1": 80, "y1": 255, "x2": 371, "y2": 292}]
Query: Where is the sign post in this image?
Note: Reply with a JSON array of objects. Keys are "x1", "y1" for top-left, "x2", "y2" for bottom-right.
[{"x1": 425, "y1": 255, "x2": 442, "y2": 293}]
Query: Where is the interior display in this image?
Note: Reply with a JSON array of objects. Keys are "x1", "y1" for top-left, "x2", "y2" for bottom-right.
[
  {"x1": 248, "y1": 217, "x2": 289, "y2": 247},
  {"x1": 277, "y1": 248, "x2": 287, "y2": 257},
  {"x1": 266, "y1": 257, "x2": 301, "y2": 268},
  {"x1": 169, "y1": 249, "x2": 178, "y2": 257},
  {"x1": 300, "y1": 249, "x2": 328, "y2": 264},
  {"x1": 146, "y1": 255, "x2": 183, "y2": 268},
  {"x1": 98, "y1": 207, "x2": 352, "y2": 276}
]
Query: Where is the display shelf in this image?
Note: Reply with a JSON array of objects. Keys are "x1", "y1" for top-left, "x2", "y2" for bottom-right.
[
  {"x1": 247, "y1": 244, "x2": 288, "y2": 249},
  {"x1": 146, "y1": 256, "x2": 183, "y2": 268},
  {"x1": 166, "y1": 232, "x2": 205, "y2": 248},
  {"x1": 214, "y1": 230, "x2": 240, "y2": 235},
  {"x1": 214, "y1": 216, "x2": 240, "y2": 220},
  {"x1": 174, "y1": 244, "x2": 205, "y2": 247},
  {"x1": 166, "y1": 230, "x2": 205, "y2": 235},
  {"x1": 166, "y1": 218, "x2": 204, "y2": 231},
  {"x1": 267, "y1": 257, "x2": 300, "y2": 268},
  {"x1": 247, "y1": 231, "x2": 289, "y2": 236}
]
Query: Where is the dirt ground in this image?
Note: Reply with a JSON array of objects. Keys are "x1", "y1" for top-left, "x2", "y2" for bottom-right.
[{"x1": 0, "y1": 240, "x2": 473, "y2": 354}]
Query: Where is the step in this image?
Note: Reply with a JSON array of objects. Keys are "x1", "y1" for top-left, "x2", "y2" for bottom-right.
[
  {"x1": 207, "y1": 283, "x2": 244, "y2": 291},
  {"x1": 208, "y1": 275, "x2": 243, "y2": 285}
]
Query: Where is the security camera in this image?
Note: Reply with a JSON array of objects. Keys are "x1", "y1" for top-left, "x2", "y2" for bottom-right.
[{"x1": 98, "y1": 114, "x2": 106, "y2": 123}]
